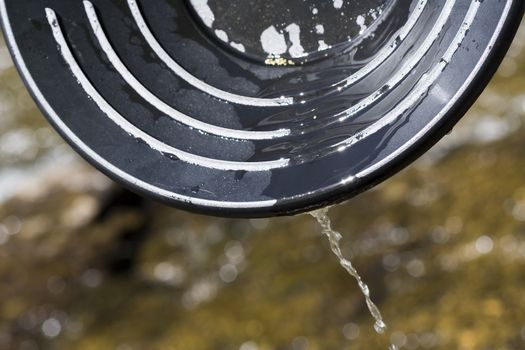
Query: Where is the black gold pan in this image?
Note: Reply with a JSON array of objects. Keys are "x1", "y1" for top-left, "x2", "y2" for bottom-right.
[{"x1": 1, "y1": 0, "x2": 524, "y2": 217}]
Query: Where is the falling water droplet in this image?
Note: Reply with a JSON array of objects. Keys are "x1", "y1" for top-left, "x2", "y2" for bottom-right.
[{"x1": 374, "y1": 320, "x2": 387, "y2": 334}]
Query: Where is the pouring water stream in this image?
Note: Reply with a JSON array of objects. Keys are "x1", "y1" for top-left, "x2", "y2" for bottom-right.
[{"x1": 310, "y1": 208, "x2": 398, "y2": 350}]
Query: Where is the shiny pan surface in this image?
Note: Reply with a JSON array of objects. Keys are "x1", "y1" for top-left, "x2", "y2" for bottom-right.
[{"x1": 1, "y1": 0, "x2": 524, "y2": 217}]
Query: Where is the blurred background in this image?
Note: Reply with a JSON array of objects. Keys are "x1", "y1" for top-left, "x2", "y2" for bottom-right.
[{"x1": 0, "y1": 18, "x2": 524, "y2": 350}]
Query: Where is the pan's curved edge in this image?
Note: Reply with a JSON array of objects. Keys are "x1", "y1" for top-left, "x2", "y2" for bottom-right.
[
  {"x1": 272, "y1": 0, "x2": 525, "y2": 218},
  {"x1": 0, "y1": 1, "x2": 283, "y2": 218}
]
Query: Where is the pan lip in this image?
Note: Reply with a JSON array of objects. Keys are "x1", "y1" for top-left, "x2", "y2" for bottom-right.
[
  {"x1": 0, "y1": 0, "x2": 280, "y2": 211},
  {"x1": 1, "y1": 0, "x2": 523, "y2": 218}
]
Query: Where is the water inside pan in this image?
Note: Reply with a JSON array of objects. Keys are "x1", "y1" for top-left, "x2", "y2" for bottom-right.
[
  {"x1": 118, "y1": 0, "x2": 457, "y2": 167},
  {"x1": 187, "y1": 0, "x2": 395, "y2": 65},
  {"x1": 44, "y1": 0, "x2": 467, "y2": 172}
]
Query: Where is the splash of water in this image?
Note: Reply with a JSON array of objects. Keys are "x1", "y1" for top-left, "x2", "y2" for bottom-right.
[{"x1": 309, "y1": 207, "x2": 388, "y2": 335}]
